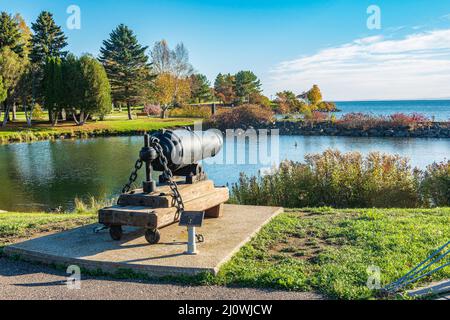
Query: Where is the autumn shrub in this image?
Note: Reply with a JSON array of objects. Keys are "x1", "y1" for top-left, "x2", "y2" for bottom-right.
[
  {"x1": 32, "y1": 104, "x2": 45, "y2": 120},
  {"x1": 337, "y1": 113, "x2": 385, "y2": 129},
  {"x1": 211, "y1": 104, "x2": 274, "y2": 130},
  {"x1": 305, "y1": 111, "x2": 329, "y2": 122},
  {"x1": 421, "y1": 161, "x2": 450, "y2": 207},
  {"x1": 337, "y1": 112, "x2": 431, "y2": 129},
  {"x1": 317, "y1": 101, "x2": 337, "y2": 112},
  {"x1": 231, "y1": 150, "x2": 423, "y2": 208},
  {"x1": 143, "y1": 104, "x2": 162, "y2": 116},
  {"x1": 389, "y1": 113, "x2": 430, "y2": 127},
  {"x1": 169, "y1": 105, "x2": 211, "y2": 118}
]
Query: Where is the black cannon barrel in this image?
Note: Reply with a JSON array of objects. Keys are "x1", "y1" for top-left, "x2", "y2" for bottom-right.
[{"x1": 151, "y1": 129, "x2": 223, "y2": 172}]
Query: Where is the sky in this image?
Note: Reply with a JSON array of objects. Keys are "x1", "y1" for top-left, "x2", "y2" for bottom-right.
[{"x1": 1, "y1": 0, "x2": 450, "y2": 101}]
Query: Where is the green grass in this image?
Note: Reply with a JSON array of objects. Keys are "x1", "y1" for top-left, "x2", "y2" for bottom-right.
[
  {"x1": 1, "y1": 207, "x2": 448, "y2": 299},
  {"x1": 0, "y1": 211, "x2": 96, "y2": 250},
  {"x1": 0, "y1": 117, "x2": 197, "y2": 144},
  {"x1": 214, "y1": 207, "x2": 450, "y2": 299}
]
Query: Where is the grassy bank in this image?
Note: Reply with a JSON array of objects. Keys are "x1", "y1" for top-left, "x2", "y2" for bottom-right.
[
  {"x1": 0, "y1": 118, "x2": 196, "y2": 144},
  {"x1": 1, "y1": 207, "x2": 448, "y2": 299},
  {"x1": 0, "y1": 211, "x2": 96, "y2": 251},
  {"x1": 216, "y1": 207, "x2": 450, "y2": 299}
]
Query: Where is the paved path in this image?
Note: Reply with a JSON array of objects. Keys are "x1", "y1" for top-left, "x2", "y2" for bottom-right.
[{"x1": 0, "y1": 258, "x2": 323, "y2": 300}]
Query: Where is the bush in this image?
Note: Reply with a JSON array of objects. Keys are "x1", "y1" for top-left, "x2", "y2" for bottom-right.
[
  {"x1": 32, "y1": 104, "x2": 45, "y2": 120},
  {"x1": 305, "y1": 111, "x2": 329, "y2": 122},
  {"x1": 231, "y1": 150, "x2": 425, "y2": 208},
  {"x1": 389, "y1": 113, "x2": 430, "y2": 127},
  {"x1": 143, "y1": 104, "x2": 162, "y2": 116},
  {"x1": 169, "y1": 105, "x2": 211, "y2": 118},
  {"x1": 421, "y1": 161, "x2": 450, "y2": 207},
  {"x1": 211, "y1": 104, "x2": 274, "y2": 130},
  {"x1": 317, "y1": 101, "x2": 337, "y2": 112},
  {"x1": 337, "y1": 112, "x2": 431, "y2": 129}
]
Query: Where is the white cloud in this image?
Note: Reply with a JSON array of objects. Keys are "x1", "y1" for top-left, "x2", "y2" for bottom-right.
[{"x1": 268, "y1": 29, "x2": 450, "y2": 100}]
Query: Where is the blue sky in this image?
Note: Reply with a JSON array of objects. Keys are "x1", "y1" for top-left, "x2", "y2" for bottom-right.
[{"x1": 1, "y1": 0, "x2": 450, "y2": 100}]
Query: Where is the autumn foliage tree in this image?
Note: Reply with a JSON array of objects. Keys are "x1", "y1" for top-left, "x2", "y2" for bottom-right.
[{"x1": 150, "y1": 40, "x2": 193, "y2": 118}]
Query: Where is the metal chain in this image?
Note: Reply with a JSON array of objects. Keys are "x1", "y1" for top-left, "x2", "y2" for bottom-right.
[
  {"x1": 151, "y1": 138, "x2": 185, "y2": 221},
  {"x1": 121, "y1": 158, "x2": 144, "y2": 194},
  {"x1": 120, "y1": 136, "x2": 204, "y2": 242}
]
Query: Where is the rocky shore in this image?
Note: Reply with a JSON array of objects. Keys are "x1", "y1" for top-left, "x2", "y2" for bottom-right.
[{"x1": 265, "y1": 121, "x2": 450, "y2": 138}]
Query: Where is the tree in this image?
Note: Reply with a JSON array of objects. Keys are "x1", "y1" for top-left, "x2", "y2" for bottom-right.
[
  {"x1": 30, "y1": 11, "x2": 67, "y2": 123},
  {"x1": 61, "y1": 54, "x2": 83, "y2": 113},
  {"x1": 190, "y1": 74, "x2": 212, "y2": 103},
  {"x1": 14, "y1": 14, "x2": 31, "y2": 58},
  {"x1": 30, "y1": 11, "x2": 68, "y2": 65},
  {"x1": 275, "y1": 91, "x2": 304, "y2": 114},
  {"x1": 214, "y1": 73, "x2": 235, "y2": 104},
  {"x1": 150, "y1": 40, "x2": 193, "y2": 118},
  {"x1": 153, "y1": 73, "x2": 191, "y2": 118},
  {"x1": 100, "y1": 24, "x2": 152, "y2": 120},
  {"x1": 0, "y1": 12, "x2": 23, "y2": 57},
  {"x1": 42, "y1": 56, "x2": 63, "y2": 126},
  {"x1": 0, "y1": 47, "x2": 25, "y2": 126},
  {"x1": 11, "y1": 14, "x2": 32, "y2": 121},
  {"x1": 15, "y1": 65, "x2": 34, "y2": 126},
  {"x1": 307, "y1": 84, "x2": 323, "y2": 106},
  {"x1": 0, "y1": 76, "x2": 6, "y2": 104},
  {"x1": 234, "y1": 71, "x2": 261, "y2": 104},
  {"x1": 78, "y1": 54, "x2": 112, "y2": 123}
]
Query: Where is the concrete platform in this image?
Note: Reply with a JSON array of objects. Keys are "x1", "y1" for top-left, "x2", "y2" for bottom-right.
[{"x1": 4, "y1": 205, "x2": 282, "y2": 277}]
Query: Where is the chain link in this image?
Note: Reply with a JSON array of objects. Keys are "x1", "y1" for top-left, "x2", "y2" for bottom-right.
[
  {"x1": 120, "y1": 136, "x2": 204, "y2": 243},
  {"x1": 151, "y1": 138, "x2": 185, "y2": 221},
  {"x1": 121, "y1": 158, "x2": 144, "y2": 194}
]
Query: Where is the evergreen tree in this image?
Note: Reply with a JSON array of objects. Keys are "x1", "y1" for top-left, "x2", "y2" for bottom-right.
[
  {"x1": 42, "y1": 56, "x2": 63, "y2": 125},
  {"x1": 234, "y1": 71, "x2": 261, "y2": 104},
  {"x1": 0, "y1": 12, "x2": 23, "y2": 57},
  {"x1": 61, "y1": 53, "x2": 84, "y2": 113},
  {"x1": 30, "y1": 11, "x2": 68, "y2": 65},
  {"x1": 79, "y1": 54, "x2": 112, "y2": 123},
  {"x1": 99, "y1": 24, "x2": 151, "y2": 120},
  {"x1": 190, "y1": 73, "x2": 212, "y2": 103},
  {"x1": 214, "y1": 73, "x2": 235, "y2": 104}
]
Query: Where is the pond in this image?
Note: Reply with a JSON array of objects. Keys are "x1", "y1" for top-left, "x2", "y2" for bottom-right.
[{"x1": 0, "y1": 135, "x2": 449, "y2": 212}]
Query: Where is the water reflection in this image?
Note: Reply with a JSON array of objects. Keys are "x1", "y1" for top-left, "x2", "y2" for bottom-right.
[{"x1": 0, "y1": 135, "x2": 448, "y2": 212}]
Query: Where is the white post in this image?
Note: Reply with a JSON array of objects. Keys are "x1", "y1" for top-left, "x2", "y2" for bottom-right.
[{"x1": 186, "y1": 226, "x2": 198, "y2": 255}]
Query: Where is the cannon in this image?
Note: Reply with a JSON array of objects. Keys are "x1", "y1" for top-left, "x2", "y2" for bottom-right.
[{"x1": 98, "y1": 129, "x2": 229, "y2": 245}]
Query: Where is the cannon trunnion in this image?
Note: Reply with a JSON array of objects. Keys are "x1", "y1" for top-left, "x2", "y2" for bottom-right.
[{"x1": 98, "y1": 129, "x2": 229, "y2": 245}]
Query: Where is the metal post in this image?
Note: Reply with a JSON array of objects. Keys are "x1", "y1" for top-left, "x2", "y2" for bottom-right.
[{"x1": 186, "y1": 226, "x2": 198, "y2": 255}]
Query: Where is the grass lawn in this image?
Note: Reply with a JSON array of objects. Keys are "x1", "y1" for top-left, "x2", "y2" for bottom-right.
[
  {"x1": 215, "y1": 207, "x2": 450, "y2": 299},
  {"x1": 0, "y1": 117, "x2": 197, "y2": 143},
  {"x1": 0, "y1": 211, "x2": 96, "y2": 251},
  {"x1": 0, "y1": 207, "x2": 448, "y2": 299}
]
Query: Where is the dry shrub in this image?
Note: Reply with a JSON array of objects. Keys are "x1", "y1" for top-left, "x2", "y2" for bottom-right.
[
  {"x1": 211, "y1": 104, "x2": 274, "y2": 130},
  {"x1": 231, "y1": 150, "x2": 424, "y2": 208}
]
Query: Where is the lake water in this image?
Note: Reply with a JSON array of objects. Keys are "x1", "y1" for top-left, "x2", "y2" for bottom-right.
[
  {"x1": 334, "y1": 100, "x2": 450, "y2": 121},
  {"x1": 0, "y1": 135, "x2": 449, "y2": 212}
]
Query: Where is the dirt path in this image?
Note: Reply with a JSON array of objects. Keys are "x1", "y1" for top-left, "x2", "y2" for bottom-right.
[{"x1": 0, "y1": 257, "x2": 323, "y2": 300}]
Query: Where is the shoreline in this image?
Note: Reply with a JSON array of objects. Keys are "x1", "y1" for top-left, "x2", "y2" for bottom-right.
[{"x1": 1, "y1": 120, "x2": 449, "y2": 145}]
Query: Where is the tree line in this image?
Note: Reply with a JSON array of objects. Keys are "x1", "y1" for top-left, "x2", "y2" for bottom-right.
[{"x1": 0, "y1": 10, "x2": 334, "y2": 127}]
